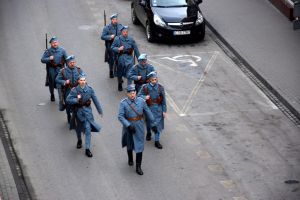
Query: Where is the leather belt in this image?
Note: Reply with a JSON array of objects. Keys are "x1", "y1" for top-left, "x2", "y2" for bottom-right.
[{"x1": 127, "y1": 115, "x2": 143, "y2": 121}]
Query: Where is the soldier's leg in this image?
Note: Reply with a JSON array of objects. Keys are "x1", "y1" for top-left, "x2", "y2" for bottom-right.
[
  {"x1": 118, "y1": 76, "x2": 123, "y2": 91},
  {"x1": 108, "y1": 50, "x2": 114, "y2": 78},
  {"x1": 57, "y1": 88, "x2": 65, "y2": 111},
  {"x1": 136, "y1": 152, "x2": 143, "y2": 175},
  {"x1": 117, "y1": 61, "x2": 123, "y2": 91},
  {"x1": 154, "y1": 130, "x2": 163, "y2": 149},
  {"x1": 127, "y1": 149, "x2": 133, "y2": 166},
  {"x1": 84, "y1": 122, "x2": 93, "y2": 157},
  {"x1": 146, "y1": 118, "x2": 152, "y2": 141},
  {"x1": 75, "y1": 117, "x2": 82, "y2": 149},
  {"x1": 126, "y1": 63, "x2": 133, "y2": 86},
  {"x1": 48, "y1": 68, "x2": 55, "y2": 101},
  {"x1": 65, "y1": 105, "x2": 71, "y2": 123}
]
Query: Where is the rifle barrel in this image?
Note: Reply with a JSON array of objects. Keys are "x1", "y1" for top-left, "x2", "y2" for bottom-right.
[{"x1": 45, "y1": 33, "x2": 48, "y2": 50}]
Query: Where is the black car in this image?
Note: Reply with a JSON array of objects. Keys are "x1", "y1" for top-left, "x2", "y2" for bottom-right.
[{"x1": 131, "y1": 0, "x2": 205, "y2": 42}]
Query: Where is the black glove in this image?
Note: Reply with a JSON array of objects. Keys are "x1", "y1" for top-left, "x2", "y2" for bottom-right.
[
  {"x1": 151, "y1": 126, "x2": 158, "y2": 133},
  {"x1": 128, "y1": 125, "x2": 136, "y2": 134}
]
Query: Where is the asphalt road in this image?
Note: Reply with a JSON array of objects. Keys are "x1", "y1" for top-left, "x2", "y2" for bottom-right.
[{"x1": 0, "y1": 0, "x2": 299, "y2": 200}]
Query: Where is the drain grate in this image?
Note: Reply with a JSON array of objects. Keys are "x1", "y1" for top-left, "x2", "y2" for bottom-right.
[
  {"x1": 0, "y1": 111, "x2": 32, "y2": 200},
  {"x1": 206, "y1": 20, "x2": 300, "y2": 127}
]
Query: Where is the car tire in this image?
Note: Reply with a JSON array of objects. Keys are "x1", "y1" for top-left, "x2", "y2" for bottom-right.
[
  {"x1": 131, "y1": 7, "x2": 139, "y2": 25},
  {"x1": 146, "y1": 22, "x2": 155, "y2": 42}
]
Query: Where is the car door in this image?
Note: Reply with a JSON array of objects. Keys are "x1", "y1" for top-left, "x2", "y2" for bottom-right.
[{"x1": 136, "y1": 0, "x2": 150, "y2": 27}]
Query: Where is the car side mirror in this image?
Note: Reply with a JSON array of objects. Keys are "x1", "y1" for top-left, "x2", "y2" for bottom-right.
[{"x1": 139, "y1": 0, "x2": 146, "y2": 7}]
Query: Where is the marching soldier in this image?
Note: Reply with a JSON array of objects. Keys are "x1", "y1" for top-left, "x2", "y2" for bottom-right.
[
  {"x1": 128, "y1": 53, "x2": 155, "y2": 92},
  {"x1": 101, "y1": 13, "x2": 123, "y2": 78},
  {"x1": 118, "y1": 85, "x2": 158, "y2": 175},
  {"x1": 138, "y1": 72, "x2": 167, "y2": 149},
  {"x1": 128, "y1": 53, "x2": 155, "y2": 139},
  {"x1": 41, "y1": 36, "x2": 68, "y2": 102},
  {"x1": 55, "y1": 55, "x2": 84, "y2": 123},
  {"x1": 66, "y1": 75, "x2": 103, "y2": 158},
  {"x1": 111, "y1": 26, "x2": 140, "y2": 91}
]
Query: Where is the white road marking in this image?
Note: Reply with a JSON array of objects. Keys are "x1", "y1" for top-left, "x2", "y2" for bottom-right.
[
  {"x1": 148, "y1": 52, "x2": 218, "y2": 116},
  {"x1": 165, "y1": 91, "x2": 182, "y2": 116},
  {"x1": 181, "y1": 52, "x2": 218, "y2": 114},
  {"x1": 161, "y1": 55, "x2": 202, "y2": 67}
]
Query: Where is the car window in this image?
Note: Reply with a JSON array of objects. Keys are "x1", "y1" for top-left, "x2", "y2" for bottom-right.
[{"x1": 152, "y1": 0, "x2": 188, "y2": 7}]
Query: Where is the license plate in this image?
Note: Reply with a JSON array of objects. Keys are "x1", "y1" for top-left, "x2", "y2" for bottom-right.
[{"x1": 173, "y1": 30, "x2": 191, "y2": 35}]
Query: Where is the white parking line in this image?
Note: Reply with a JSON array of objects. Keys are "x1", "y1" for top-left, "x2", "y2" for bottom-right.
[{"x1": 181, "y1": 52, "x2": 218, "y2": 114}]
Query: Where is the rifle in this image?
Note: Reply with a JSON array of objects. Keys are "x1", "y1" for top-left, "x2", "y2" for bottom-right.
[
  {"x1": 45, "y1": 33, "x2": 50, "y2": 86},
  {"x1": 104, "y1": 10, "x2": 107, "y2": 26}
]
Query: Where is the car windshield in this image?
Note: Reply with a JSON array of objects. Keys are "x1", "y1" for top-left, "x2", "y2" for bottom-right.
[{"x1": 151, "y1": 0, "x2": 188, "y2": 7}]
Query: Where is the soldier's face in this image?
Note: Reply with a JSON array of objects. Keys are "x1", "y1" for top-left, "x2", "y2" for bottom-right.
[
  {"x1": 150, "y1": 77, "x2": 157, "y2": 85},
  {"x1": 122, "y1": 30, "x2": 128, "y2": 37},
  {"x1": 50, "y1": 41, "x2": 59, "y2": 48},
  {"x1": 78, "y1": 78, "x2": 86, "y2": 87},
  {"x1": 127, "y1": 91, "x2": 136, "y2": 99},
  {"x1": 140, "y1": 60, "x2": 147, "y2": 66},
  {"x1": 111, "y1": 18, "x2": 118, "y2": 25},
  {"x1": 68, "y1": 61, "x2": 76, "y2": 68}
]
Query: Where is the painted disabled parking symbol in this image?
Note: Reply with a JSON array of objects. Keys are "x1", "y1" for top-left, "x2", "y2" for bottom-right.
[
  {"x1": 161, "y1": 55, "x2": 202, "y2": 67},
  {"x1": 147, "y1": 52, "x2": 219, "y2": 116}
]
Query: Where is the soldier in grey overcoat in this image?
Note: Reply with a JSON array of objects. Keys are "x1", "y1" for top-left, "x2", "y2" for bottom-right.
[{"x1": 118, "y1": 85, "x2": 157, "y2": 175}]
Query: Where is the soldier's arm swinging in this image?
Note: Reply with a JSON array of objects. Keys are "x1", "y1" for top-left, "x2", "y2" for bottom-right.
[
  {"x1": 132, "y1": 39, "x2": 140, "y2": 59},
  {"x1": 143, "y1": 102, "x2": 156, "y2": 127},
  {"x1": 118, "y1": 102, "x2": 131, "y2": 128},
  {"x1": 161, "y1": 86, "x2": 167, "y2": 113},
  {"x1": 90, "y1": 88, "x2": 103, "y2": 115}
]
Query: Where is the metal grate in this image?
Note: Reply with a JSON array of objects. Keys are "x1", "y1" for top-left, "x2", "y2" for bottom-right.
[{"x1": 0, "y1": 111, "x2": 32, "y2": 200}]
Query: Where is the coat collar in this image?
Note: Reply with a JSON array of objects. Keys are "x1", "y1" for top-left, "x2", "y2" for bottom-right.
[
  {"x1": 77, "y1": 85, "x2": 88, "y2": 92},
  {"x1": 126, "y1": 97, "x2": 137, "y2": 104}
]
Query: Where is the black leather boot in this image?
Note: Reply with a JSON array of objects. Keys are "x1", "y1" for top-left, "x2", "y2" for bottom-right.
[
  {"x1": 85, "y1": 149, "x2": 93, "y2": 157},
  {"x1": 136, "y1": 152, "x2": 143, "y2": 175},
  {"x1": 67, "y1": 113, "x2": 71, "y2": 124},
  {"x1": 146, "y1": 132, "x2": 151, "y2": 141},
  {"x1": 51, "y1": 94, "x2": 55, "y2": 102},
  {"x1": 118, "y1": 82, "x2": 123, "y2": 91},
  {"x1": 127, "y1": 150, "x2": 134, "y2": 166},
  {"x1": 76, "y1": 139, "x2": 82, "y2": 149},
  {"x1": 109, "y1": 70, "x2": 114, "y2": 78},
  {"x1": 155, "y1": 141, "x2": 163, "y2": 149}
]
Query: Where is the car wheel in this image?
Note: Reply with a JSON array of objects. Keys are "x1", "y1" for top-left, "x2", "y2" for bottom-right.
[
  {"x1": 131, "y1": 7, "x2": 139, "y2": 25},
  {"x1": 146, "y1": 22, "x2": 155, "y2": 42}
]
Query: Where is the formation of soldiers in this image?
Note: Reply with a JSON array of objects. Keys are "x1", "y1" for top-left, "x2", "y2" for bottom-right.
[{"x1": 41, "y1": 14, "x2": 167, "y2": 176}]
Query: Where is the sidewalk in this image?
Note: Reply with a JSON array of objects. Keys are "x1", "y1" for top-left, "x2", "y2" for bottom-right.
[{"x1": 202, "y1": 0, "x2": 300, "y2": 119}]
